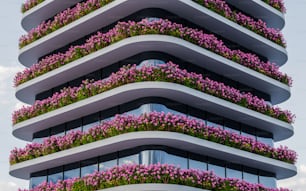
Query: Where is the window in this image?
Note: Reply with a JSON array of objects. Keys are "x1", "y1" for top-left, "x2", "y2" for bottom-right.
[
  {"x1": 50, "y1": 124, "x2": 65, "y2": 137},
  {"x1": 243, "y1": 168, "x2": 258, "y2": 184},
  {"x1": 208, "y1": 158, "x2": 225, "y2": 178},
  {"x1": 82, "y1": 112, "x2": 100, "y2": 132},
  {"x1": 140, "y1": 150, "x2": 166, "y2": 165},
  {"x1": 66, "y1": 118, "x2": 82, "y2": 135},
  {"x1": 226, "y1": 164, "x2": 242, "y2": 179},
  {"x1": 189, "y1": 159, "x2": 207, "y2": 171},
  {"x1": 33, "y1": 129, "x2": 49, "y2": 143},
  {"x1": 81, "y1": 158, "x2": 98, "y2": 177},
  {"x1": 64, "y1": 163, "x2": 80, "y2": 180},
  {"x1": 119, "y1": 154, "x2": 139, "y2": 165},
  {"x1": 30, "y1": 171, "x2": 47, "y2": 188},
  {"x1": 48, "y1": 167, "x2": 63, "y2": 184},
  {"x1": 164, "y1": 153, "x2": 187, "y2": 169},
  {"x1": 259, "y1": 171, "x2": 276, "y2": 188}
]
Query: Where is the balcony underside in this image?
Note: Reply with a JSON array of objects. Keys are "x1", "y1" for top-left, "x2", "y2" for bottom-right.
[
  {"x1": 13, "y1": 82, "x2": 293, "y2": 142},
  {"x1": 19, "y1": 0, "x2": 287, "y2": 67},
  {"x1": 9, "y1": 131, "x2": 296, "y2": 180}
]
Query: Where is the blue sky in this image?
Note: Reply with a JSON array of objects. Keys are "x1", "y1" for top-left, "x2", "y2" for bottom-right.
[{"x1": 0, "y1": 0, "x2": 305, "y2": 190}]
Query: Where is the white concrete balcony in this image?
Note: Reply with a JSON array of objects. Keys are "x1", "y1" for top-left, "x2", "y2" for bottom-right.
[
  {"x1": 13, "y1": 82, "x2": 293, "y2": 142},
  {"x1": 21, "y1": 0, "x2": 83, "y2": 31},
  {"x1": 9, "y1": 131, "x2": 297, "y2": 179},
  {"x1": 16, "y1": 35, "x2": 291, "y2": 105},
  {"x1": 18, "y1": 0, "x2": 287, "y2": 67},
  {"x1": 225, "y1": 0, "x2": 285, "y2": 29}
]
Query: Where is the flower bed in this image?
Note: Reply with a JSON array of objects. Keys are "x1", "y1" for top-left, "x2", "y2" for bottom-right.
[
  {"x1": 21, "y1": 0, "x2": 45, "y2": 13},
  {"x1": 12, "y1": 62, "x2": 294, "y2": 125},
  {"x1": 10, "y1": 112, "x2": 297, "y2": 165},
  {"x1": 18, "y1": 164, "x2": 290, "y2": 191},
  {"x1": 15, "y1": 19, "x2": 292, "y2": 87},
  {"x1": 20, "y1": 0, "x2": 285, "y2": 48},
  {"x1": 262, "y1": 0, "x2": 286, "y2": 13}
]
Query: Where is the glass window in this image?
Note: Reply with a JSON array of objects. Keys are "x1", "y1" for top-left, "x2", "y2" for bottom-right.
[
  {"x1": 259, "y1": 171, "x2": 276, "y2": 188},
  {"x1": 48, "y1": 167, "x2": 63, "y2": 184},
  {"x1": 138, "y1": 59, "x2": 165, "y2": 68},
  {"x1": 86, "y1": 70, "x2": 101, "y2": 81},
  {"x1": 208, "y1": 158, "x2": 225, "y2": 178},
  {"x1": 66, "y1": 118, "x2": 82, "y2": 135},
  {"x1": 151, "y1": 104, "x2": 167, "y2": 112},
  {"x1": 69, "y1": 76, "x2": 84, "y2": 88},
  {"x1": 83, "y1": 113, "x2": 100, "y2": 132},
  {"x1": 140, "y1": 150, "x2": 166, "y2": 165},
  {"x1": 257, "y1": 131, "x2": 273, "y2": 147},
  {"x1": 81, "y1": 158, "x2": 98, "y2": 177},
  {"x1": 99, "y1": 153, "x2": 118, "y2": 171},
  {"x1": 36, "y1": 89, "x2": 52, "y2": 101},
  {"x1": 241, "y1": 125, "x2": 256, "y2": 140},
  {"x1": 99, "y1": 159, "x2": 117, "y2": 171},
  {"x1": 164, "y1": 153, "x2": 187, "y2": 169},
  {"x1": 224, "y1": 120, "x2": 240, "y2": 135},
  {"x1": 33, "y1": 129, "x2": 49, "y2": 144},
  {"x1": 64, "y1": 162, "x2": 79, "y2": 180},
  {"x1": 207, "y1": 114, "x2": 223, "y2": 129},
  {"x1": 119, "y1": 154, "x2": 139, "y2": 165},
  {"x1": 189, "y1": 159, "x2": 207, "y2": 171},
  {"x1": 50, "y1": 124, "x2": 65, "y2": 137},
  {"x1": 243, "y1": 168, "x2": 258, "y2": 184},
  {"x1": 226, "y1": 164, "x2": 242, "y2": 179},
  {"x1": 30, "y1": 171, "x2": 47, "y2": 188}
]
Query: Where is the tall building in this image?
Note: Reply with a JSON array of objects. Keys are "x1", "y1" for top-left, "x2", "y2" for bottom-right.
[{"x1": 10, "y1": 0, "x2": 296, "y2": 190}]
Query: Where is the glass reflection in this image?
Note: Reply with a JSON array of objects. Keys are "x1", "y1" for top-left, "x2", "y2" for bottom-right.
[
  {"x1": 164, "y1": 153, "x2": 187, "y2": 169},
  {"x1": 208, "y1": 163, "x2": 225, "y2": 178},
  {"x1": 138, "y1": 59, "x2": 165, "y2": 68},
  {"x1": 119, "y1": 154, "x2": 139, "y2": 165},
  {"x1": 243, "y1": 171, "x2": 258, "y2": 184},
  {"x1": 30, "y1": 175, "x2": 46, "y2": 189},
  {"x1": 32, "y1": 102, "x2": 273, "y2": 148},
  {"x1": 30, "y1": 148, "x2": 277, "y2": 189},
  {"x1": 48, "y1": 172, "x2": 62, "y2": 184},
  {"x1": 189, "y1": 159, "x2": 207, "y2": 171},
  {"x1": 99, "y1": 159, "x2": 117, "y2": 172}
]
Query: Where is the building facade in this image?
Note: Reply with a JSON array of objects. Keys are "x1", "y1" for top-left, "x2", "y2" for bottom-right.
[{"x1": 10, "y1": 0, "x2": 296, "y2": 190}]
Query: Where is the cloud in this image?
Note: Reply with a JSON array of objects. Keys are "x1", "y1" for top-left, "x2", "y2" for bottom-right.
[
  {"x1": 0, "y1": 65, "x2": 23, "y2": 96},
  {"x1": 0, "y1": 181, "x2": 19, "y2": 191},
  {"x1": 278, "y1": 164, "x2": 306, "y2": 191}
]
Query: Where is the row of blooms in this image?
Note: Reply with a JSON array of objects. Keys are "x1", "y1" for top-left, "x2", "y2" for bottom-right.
[
  {"x1": 12, "y1": 62, "x2": 294, "y2": 125},
  {"x1": 193, "y1": 0, "x2": 285, "y2": 47},
  {"x1": 19, "y1": 0, "x2": 285, "y2": 48},
  {"x1": 15, "y1": 19, "x2": 292, "y2": 87},
  {"x1": 10, "y1": 111, "x2": 297, "y2": 165},
  {"x1": 21, "y1": 0, "x2": 286, "y2": 14},
  {"x1": 19, "y1": 164, "x2": 290, "y2": 191}
]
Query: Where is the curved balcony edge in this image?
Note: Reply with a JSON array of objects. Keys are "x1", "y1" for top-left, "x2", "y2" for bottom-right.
[
  {"x1": 13, "y1": 82, "x2": 294, "y2": 142},
  {"x1": 15, "y1": 35, "x2": 291, "y2": 104},
  {"x1": 225, "y1": 0, "x2": 285, "y2": 29},
  {"x1": 18, "y1": 0, "x2": 287, "y2": 67},
  {"x1": 97, "y1": 184, "x2": 209, "y2": 191},
  {"x1": 21, "y1": 0, "x2": 83, "y2": 31},
  {"x1": 9, "y1": 131, "x2": 297, "y2": 180},
  {"x1": 16, "y1": 35, "x2": 290, "y2": 105}
]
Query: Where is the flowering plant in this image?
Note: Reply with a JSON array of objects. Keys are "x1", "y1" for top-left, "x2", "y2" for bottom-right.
[
  {"x1": 12, "y1": 62, "x2": 294, "y2": 125},
  {"x1": 262, "y1": 0, "x2": 286, "y2": 13},
  {"x1": 15, "y1": 19, "x2": 292, "y2": 87},
  {"x1": 19, "y1": 0, "x2": 285, "y2": 48},
  {"x1": 10, "y1": 111, "x2": 297, "y2": 165},
  {"x1": 21, "y1": 0, "x2": 45, "y2": 13},
  {"x1": 18, "y1": 164, "x2": 291, "y2": 191}
]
